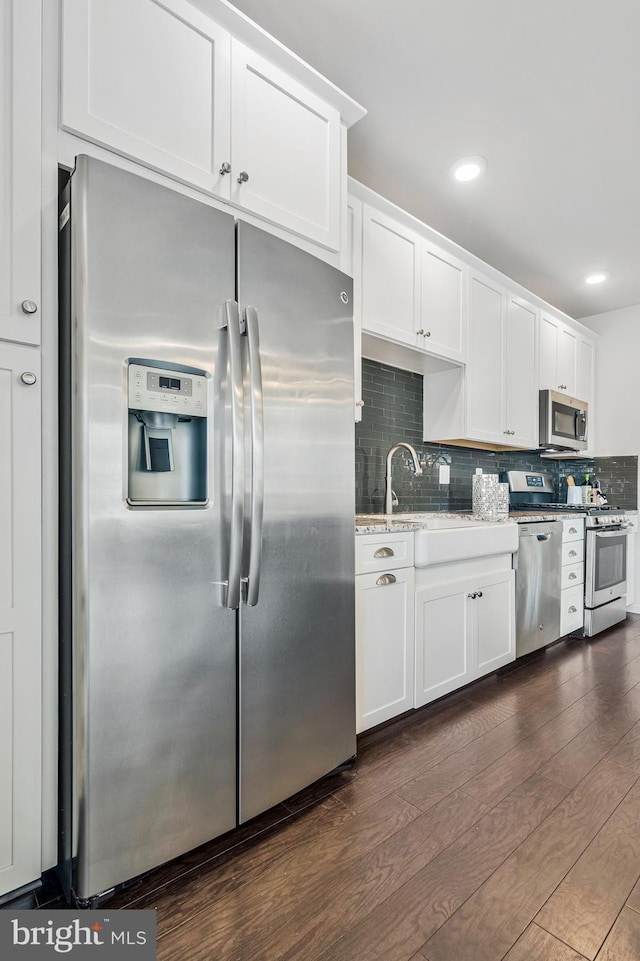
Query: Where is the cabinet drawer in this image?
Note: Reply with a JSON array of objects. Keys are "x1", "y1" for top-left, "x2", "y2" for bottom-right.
[
  {"x1": 562, "y1": 518, "x2": 585, "y2": 542},
  {"x1": 561, "y1": 585, "x2": 584, "y2": 636},
  {"x1": 355, "y1": 532, "x2": 414, "y2": 574},
  {"x1": 562, "y1": 540, "x2": 584, "y2": 567},
  {"x1": 561, "y1": 561, "x2": 584, "y2": 590}
]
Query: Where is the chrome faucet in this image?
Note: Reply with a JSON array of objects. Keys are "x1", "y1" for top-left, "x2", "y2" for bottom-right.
[{"x1": 384, "y1": 443, "x2": 423, "y2": 514}]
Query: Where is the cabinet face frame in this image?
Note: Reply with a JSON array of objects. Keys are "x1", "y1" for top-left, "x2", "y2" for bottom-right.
[{"x1": 1, "y1": 0, "x2": 42, "y2": 346}]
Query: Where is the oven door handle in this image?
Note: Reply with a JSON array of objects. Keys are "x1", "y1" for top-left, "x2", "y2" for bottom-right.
[{"x1": 593, "y1": 529, "x2": 629, "y2": 538}]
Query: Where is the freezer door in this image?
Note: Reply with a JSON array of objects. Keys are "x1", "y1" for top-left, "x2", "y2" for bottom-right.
[
  {"x1": 64, "y1": 157, "x2": 237, "y2": 901},
  {"x1": 237, "y1": 222, "x2": 356, "y2": 822}
]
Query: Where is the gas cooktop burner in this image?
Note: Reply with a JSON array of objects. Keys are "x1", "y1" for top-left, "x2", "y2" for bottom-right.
[{"x1": 513, "y1": 502, "x2": 621, "y2": 513}]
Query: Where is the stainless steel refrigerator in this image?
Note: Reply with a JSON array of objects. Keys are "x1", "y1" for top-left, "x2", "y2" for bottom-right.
[{"x1": 58, "y1": 156, "x2": 356, "y2": 906}]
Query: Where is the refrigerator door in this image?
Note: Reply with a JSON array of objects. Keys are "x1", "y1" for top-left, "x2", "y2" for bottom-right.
[
  {"x1": 65, "y1": 157, "x2": 237, "y2": 901},
  {"x1": 237, "y1": 223, "x2": 356, "y2": 822}
]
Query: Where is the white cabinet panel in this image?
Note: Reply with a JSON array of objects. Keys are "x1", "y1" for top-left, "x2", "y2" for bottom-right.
[
  {"x1": 0, "y1": 0, "x2": 41, "y2": 346},
  {"x1": 361, "y1": 205, "x2": 421, "y2": 344},
  {"x1": 62, "y1": 0, "x2": 232, "y2": 195},
  {"x1": 539, "y1": 312, "x2": 577, "y2": 394},
  {"x1": 420, "y1": 242, "x2": 466, "y2": 362},
  {"x1": 505, "y1": 296, "x2": 538, "y2": 448},
  {"x1": 576, "y1": 336, "x2": 595, "y2": 407},
  {"x1": 557, "y1": 326, "x2": 577, "y2": 394},
  {"x1": 466, "y1": 272, "x2": 505, "y2": 442},
  {"x1": 231, "y1": 41, "x2": 341, "y2": 249},
  {"x1": 355, "y1": 532, "x2": 414, "y2": 574},
  {"x1": 356, "y1": 567, "x2": 415, "y2": 733},
  {"x1": 474, "y1": 576, "x2": 515, "y2": 675},
  {"x1": 415, "y1": 583, "x2": 468, "y2": 707},
  {"x1": 0, "y1": 342, "x2": 42, "y2": 896}
]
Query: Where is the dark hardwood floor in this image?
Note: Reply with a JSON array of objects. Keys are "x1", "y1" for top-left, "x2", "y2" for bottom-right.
[{"x1": 44, "y1": 616, "x2": 640, "y2": 959}]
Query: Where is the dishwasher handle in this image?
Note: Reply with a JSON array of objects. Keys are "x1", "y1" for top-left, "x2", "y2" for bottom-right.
[{"x1": 536, "y1": 532, "x2": 552, "y2": 541}]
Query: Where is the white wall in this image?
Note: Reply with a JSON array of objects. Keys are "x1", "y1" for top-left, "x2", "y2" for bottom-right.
[{"x1": 581, "y1": 303, "x2": 640, "y2": 611}]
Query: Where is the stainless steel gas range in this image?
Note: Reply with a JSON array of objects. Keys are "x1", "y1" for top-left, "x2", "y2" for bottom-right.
[{"x1": 505, "y1": 470, "x2": 630, "y2": 639}]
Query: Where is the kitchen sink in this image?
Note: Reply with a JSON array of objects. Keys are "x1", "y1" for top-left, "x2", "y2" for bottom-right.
[{"x1": 412, "y1": 517, "x2": 518, "y2": 567}]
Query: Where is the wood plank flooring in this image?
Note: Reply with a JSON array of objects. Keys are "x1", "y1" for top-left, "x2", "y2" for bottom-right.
[{"x1": 95, "y1": 617, "x2": 640, "y2": 959}]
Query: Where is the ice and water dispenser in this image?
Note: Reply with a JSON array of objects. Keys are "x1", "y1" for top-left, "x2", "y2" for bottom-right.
[{"x1": 127, "y1": 361, "x2": 208, "y2": 506}]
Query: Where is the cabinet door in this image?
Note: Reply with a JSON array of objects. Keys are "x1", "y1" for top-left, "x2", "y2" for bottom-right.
[
  {"x1": 361, "y1": 205, "x2": 421, "y2": 345},
  {"x1": 576, "y1": 335, "x2": 595, "y2": 406},
  {"x1": 505, "y1": 295, "x2": 538, "y2": 447},
  {"x1": 231, "y1": 40, "x2": 341, "y2": 250},
  {"x1": 61, "y1": 0, "x2": 232, "y2": 197},
  {"x1": 466, "y1": 271, "x2": 505, "y2": 443},
  {"x1": 473, "y1": 573, "x2": 515, "y2": 678},
  {"x1": 557, "y1": 325, "x2": 577, "y2": 394},
  {"x1": 0, "y1": 343, "x2": 41, "y2": 896},
  {"x1": 356, "y1": 568, "x2": 415, "y2": 732},
  {"x1": 415, "y1": 582, "x2": 470, "y2": 707},
  {"x1": 419, "y1": 242, "x2": 466, "y2": 362},
  {"x1": 538, "y1": 313, "x2": 559, "y2": 390},
  {"x1": 0, "y1": 0, "x2": 41, "y2": 346}
]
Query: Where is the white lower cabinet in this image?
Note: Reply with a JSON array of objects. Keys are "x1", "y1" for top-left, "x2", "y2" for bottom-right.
[
  {"x1": 355, "y1": 532, "x2": 415, "y2": 733},
  {"x1": 356, "y1": 532, "x2": 516, "y2": 730},
  {"x1": 560, "y1": 518, "x2": 584, "y2": 636},
  {"x1": 356, "y1": 566, "x2": 415, "y2": 733},
  {"x1": 415, "y1": 560, "x2": 515, "y2": 709}
]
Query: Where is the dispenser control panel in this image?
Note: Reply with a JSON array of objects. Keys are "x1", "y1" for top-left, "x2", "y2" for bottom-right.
[{"x1": 128, "y1": 363, "x2": 207, "y2": 417}]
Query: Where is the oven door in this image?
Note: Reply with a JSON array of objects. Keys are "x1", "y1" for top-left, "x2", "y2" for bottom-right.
[{"x1": 585, "y1": 528, "x2": 628, "y2": 608}]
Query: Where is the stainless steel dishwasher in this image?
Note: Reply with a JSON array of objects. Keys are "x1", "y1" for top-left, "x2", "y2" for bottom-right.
[{"x1": 516, "y1": 520, "x2": 562, "y2": 656}]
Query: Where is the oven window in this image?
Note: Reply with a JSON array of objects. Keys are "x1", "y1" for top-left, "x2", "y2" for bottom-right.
[
  {"x1": 553, "y1": 404, "x2": 577, "y2": 439},
  {"x1": 594, "y1": 534, "x2": 627, "y2": 591}
]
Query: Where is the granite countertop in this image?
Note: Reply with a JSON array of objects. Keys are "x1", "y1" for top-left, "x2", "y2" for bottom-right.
[
  {"x1": 355, "y1": 511, "x2": 516, "y2": 534},
  {"x1": 355, "y1": 509, "x2": 594, "y2": 533}
]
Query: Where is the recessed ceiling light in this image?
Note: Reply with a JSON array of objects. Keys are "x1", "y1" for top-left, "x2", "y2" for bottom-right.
[
  {"x1": 450, "y1": 156, "x2": 487, "y2": 182},
  {"x1": 585, "y1": 271, "x2": 610, "y2": 285}
]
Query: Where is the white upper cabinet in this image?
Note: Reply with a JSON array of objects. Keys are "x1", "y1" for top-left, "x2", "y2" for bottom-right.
[
  {"x1": 424, "y1": 272, "x2": 538, "y2": 449},
  {"x1": 539, "y1": 312, "x2": 577, "y2": 394},
  {"x1": 230, "y1": 41, "x2": 341, "y2": 249},
  {"x1": 60, "y1": 0, "x2": 362, "y2": 251},
  {"x1": 465, "y1": 271, "x2": 505, "y2": 444},
  {"x1": 419, "y1": 241, "x2": 466, "y2": 362},
  {"x1": 61, "y1": 0, "x2": 232, "y2": 196},
  {"x1": 0, "y1": 0, "x2": 41, "y2": 346},
  {"x1": 361, "y1": 204, "x2": 421, "y2": 344},
  {"x1": 358, "y1": 189, "x2": 467, "y2": 363},
  {"x1": 576, "y1": 335, "x2": 595, "y2": 409},
  {"x1": 504, "y1": 294, "x2": 538, "y2": 448}
]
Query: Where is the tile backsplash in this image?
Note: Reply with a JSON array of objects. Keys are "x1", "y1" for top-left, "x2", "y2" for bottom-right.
[{"x1": 356, "y1": 359, "x2": 638, "y2": 513}]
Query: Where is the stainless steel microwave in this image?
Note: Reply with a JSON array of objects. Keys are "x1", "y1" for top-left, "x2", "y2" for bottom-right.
[{"x1": 539, "y1": 389, "x2": 588, "y2": 451}]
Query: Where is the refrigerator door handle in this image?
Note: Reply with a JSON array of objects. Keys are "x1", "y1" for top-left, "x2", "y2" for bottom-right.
[
  {"x1": 243, "y1": 305, "x2": 264, "y2": 606},
  {"x1": 224, "y1": 300, "x2": 245, "y2": 610}
]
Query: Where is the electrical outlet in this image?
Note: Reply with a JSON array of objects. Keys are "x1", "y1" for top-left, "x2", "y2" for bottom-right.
[{"x1": 439, "y1": 464, "x2": 450, "y2": 485}]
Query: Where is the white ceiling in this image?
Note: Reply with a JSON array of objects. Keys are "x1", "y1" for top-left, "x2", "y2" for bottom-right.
[{"x1": 223, "y1": 0, "x2": 640, "y2": 320}]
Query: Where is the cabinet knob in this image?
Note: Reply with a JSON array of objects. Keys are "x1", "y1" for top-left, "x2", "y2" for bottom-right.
[
  {"x1": 569, "y1": 549, "x2": 577, "y2": 557},
  {"x1": 467, "y1": 592, "x2": 477, "y2": 599},
  {"x1": 376, "y1": 573, "x2": 397, "y2": 586},
  {"x1": 416, "y1": 329, "x2": 424, "y2": 336},
  {"x1": 374, "y1": 547, "x2": 395, "y2": 558},
  {"x1": 476, "y1": 590, "x2": 483, "y2": 598},
  {"x1": 237, "y1": 171, "x2": 249, "y2": 184},
  {"x1": 424, "y1": 330, "x2": 431, "y2": 337},
  {"x1": 569, "y1": 572, "x2": 577, "y2": 580},
  {"x1": 569, "y1": 605, "x2": 577, "y2": 614},
  {"x1": 558, "y1": 384, "x2": 567, "y2": 390},
  {"x1": 355, "y1": 399, "x2": 365, "y2": 408},
  {"x1": 20, "y1": 371, "x2": 37, "y2": 385},
  {"x1": 21, "y1": 299, "x2": 38, "y2": 314},
  {"x1": 219, "y1": 162, "x2": 231, "y2": 175}
]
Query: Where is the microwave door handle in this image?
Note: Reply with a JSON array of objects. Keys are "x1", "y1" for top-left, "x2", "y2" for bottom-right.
[{"x1": 576, "y1": 409, "x2": 587, "y2": 442}]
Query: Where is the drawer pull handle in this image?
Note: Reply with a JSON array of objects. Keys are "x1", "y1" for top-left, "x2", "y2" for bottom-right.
[
  {"x1": 374, "y1": 547, "x2": 395, "y2": 558},
  {"x1": 569, "y1": 550, "x2": 577, "y2": 557},
  {"x1": 569, "y1": 605, "x2": 578, "y2": 614},
  {"x1": 569, "y1": 572, "x2": 577, "y2": 580},
  {"x1": 569, "y1": 527, "x2": 578, "y2": 534},
  {"x1": 376, "y1": 573, "x2": 396, "y2": 586}
]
